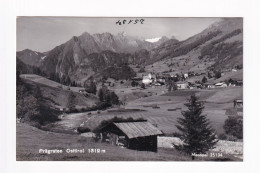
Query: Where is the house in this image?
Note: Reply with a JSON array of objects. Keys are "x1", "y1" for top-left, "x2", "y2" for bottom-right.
[
  {"x1": 234, "y1": 99, "x2": 243, "y2": 108},
  {"x1": 59, "y1": 107, "x2": 65, "y2": 111},
  {"x1": 184, "y1": 73, "x2": 188, "y2": 79},
  {"x1": 215, "y1": 82, "x2": 227, "y2": 88},
  {"x1": 204, "y1": 83, "x2": 215, "y2": 89},
  {"x1": 142, "y1": 73, "x2": 153, "y2": 85},
  {"x1": 194, "y1": 83, "x2": 202, "y2": 89},
  {"x1": 232, "y1": 69, "x2": 238, "y2": 72},
  {"x1": 188, "y1": 82, "x2": 195, "y2": 89},
  {"x1": 229, "y1": 78, "x2": 243, "y2": 86},
  {"x1": 236, "y1": 80, "x2": 243, "y2": 86},
  {"x1": 176, "y1": 81, "x2": 188, "y2": 89},
  {"x1": 156, "y1": 78, "x2": 166, "y2": 85},
  {"x1": 99, "y1": 120, "x2": 163, "y2": 152},
  {"x1": 142, "y1": 76, "x2": 152, "y2": 85}
]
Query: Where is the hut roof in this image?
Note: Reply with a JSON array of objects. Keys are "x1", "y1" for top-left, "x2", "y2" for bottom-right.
[{"x1": 113, "y1": 121, "x2": 163, "y2": 139}]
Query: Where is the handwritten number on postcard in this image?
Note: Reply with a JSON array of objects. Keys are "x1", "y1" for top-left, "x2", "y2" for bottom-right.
[{"x1": 116, "y1": 19, "x2": 145, "y2": 25}]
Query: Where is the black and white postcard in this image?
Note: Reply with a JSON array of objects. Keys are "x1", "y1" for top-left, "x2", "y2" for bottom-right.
[{"x1": 16, "y1": 17, "x2": 243, "y2": 161}]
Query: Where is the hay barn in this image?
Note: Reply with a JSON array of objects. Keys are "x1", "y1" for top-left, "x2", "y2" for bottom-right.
[{"x1": 99, "y1": 120, "x2": 163, "y2": 152}]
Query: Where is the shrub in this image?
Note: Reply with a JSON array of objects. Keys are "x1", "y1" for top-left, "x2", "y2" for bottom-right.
[
  {"x1": 131, "y1": 80, "x2": 139, "y2": 87},
  {"x1": 218, "y1": 133, "x2": 228, "y2": 140},
  {"x1": 66, "y1": 92, "x2": 76, "y2": 110},
  {"x1": 214, "y1": 71, "x2": 221, "y2": 79},
  {"x1": 223, "y1": 116, "x2": 243, "y2": 139},
  {"x1": 77, "y1": 126, "x2": 91, "y2": 133},
  {"x1": 95, "y1": 102, "x2": 111, "y2": 110},
  {"x1": 80, "y1": 108, "x2": 86, "y2": 112},
  {"x1": 93, "y1": 133, "x2": 101, "y2": 142},
  {"x1": 16, "y1": 81, "x2": 59, "y2": 124},
  {"x1": 138, "y1": 66, "x2": 145, "y2": 73},
  {"x1": 84, "y1": 102, "x2": 111, "y2": 112},
  {"x1": 85, "y1": 80, "x2": 97, "y2": 94}
]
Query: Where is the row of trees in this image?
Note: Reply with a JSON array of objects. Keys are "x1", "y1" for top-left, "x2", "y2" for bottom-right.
[
  {"x1": 98, "y1": 86, "x2": 119, "y2": 105},
  {"x1": 49, "y1": 73, "x2": 82, "y2": 87},
  {"x1": 84, "y1": 80, "x2": 97, "y2": 94},
  {"x1": 16, "y1": 74, "x2": 58, "y2": 125},
  {"x1": 65, "y1": 84, "x2": 120, "y2": 113}
]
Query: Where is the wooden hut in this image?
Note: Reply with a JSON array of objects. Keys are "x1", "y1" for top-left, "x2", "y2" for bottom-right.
[{"x1": 99, "y1": 120, "x2": 163, "y2": 152}]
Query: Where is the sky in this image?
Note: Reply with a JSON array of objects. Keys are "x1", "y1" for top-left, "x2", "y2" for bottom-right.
[{"x1": 17, "y1": 17, "x2": 221, "y2": 52}]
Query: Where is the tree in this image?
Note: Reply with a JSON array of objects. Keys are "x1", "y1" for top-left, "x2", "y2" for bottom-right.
[
  {"x1": 223, "y1": 116, "x2": 243, "y2": 140},
  {"x1": 104, "y1": 92, "x2": 111, "y2": 104},
  {"x1": 65, "y1": 76, "x2": 71, "y2": 86},
  {"x1": 61, "y1": 75, "x2": 66, "y2": 85},
  {"x1": 175, "y1": 94, "x2": 218, "y2": 160},
  {"x1": 16, "y1": 82, "x2": 41, "y2": 122},
  {"x1": 167, "y1": 77, "x2": 177, "y2": 91},
  {"x1": 207, "y1": 72, "x2": 212, "y2": 79},
  {"x1": 214, "y1": 71, "x2": 221, "y2": 79},
  {"x1": 88, "y1": 80, "x2": 97, "y2": 94},
  {"x1": 202, "y1": 76, "x2": 208, "y2": 83},
  {"x1": 141, "y1": 83, "x2": 146, "y2": 89},
  {"x1": 17, "y1": 95, "x2": 40, "y2": 121},
  {"x1": 50, "y1": 73, "x2": 56, "y2": 81},
  {"x1": 110, "y1": 91, "x2": 119, "y2": 105},
  {"x1": 67, "y1": 91, "x2": 76, "y2": 111},
  {"x1": 98, "y1": 88, "x2": 104, "y2": 102},
  {"x1": 16, "y1": 70, "x2": 21, "y2": 84},
  {"x1": 98, "y1": 87, "x2": 119, "y2": 106},
  {"x1": 131, "y1": 80, "x2": 139, "y2": 87},
  {"x1": 55, "y1": 73, "x2": 60, "y2": 83},
  {"x1": 138, "y1": 66, "x2": 145, "y2": 73}
]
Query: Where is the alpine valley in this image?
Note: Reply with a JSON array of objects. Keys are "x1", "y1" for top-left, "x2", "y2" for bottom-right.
[{"x1": 17, "y1": 18, "x2": 243, "y2": 84}]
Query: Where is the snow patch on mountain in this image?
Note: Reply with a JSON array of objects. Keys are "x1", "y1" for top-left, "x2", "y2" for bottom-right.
[{"x1": 146, "y1": 37, "x2": 162, "y2": 43}]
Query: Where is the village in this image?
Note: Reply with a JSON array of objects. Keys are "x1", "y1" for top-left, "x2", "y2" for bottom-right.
[{"x1": 130, "y1": 68, "x2": 243, "y2": 90}]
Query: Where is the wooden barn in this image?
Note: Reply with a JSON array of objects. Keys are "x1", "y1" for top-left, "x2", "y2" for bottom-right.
[{"x1": 99, "y1": 120, "x2": 163, "y2": 152}]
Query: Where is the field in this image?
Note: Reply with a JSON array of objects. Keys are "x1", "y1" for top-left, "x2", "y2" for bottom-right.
[
  {"x1": 16, "y1": 123, "x2": 241, "y2": 161},
  {"x1": 44, "y1": 85, "x2": 242, "y2": 135},
  {"x1": 17, "y1": 123, "x2": 192, "y2": 161},
  {"x1": 20, "y1": 74, "x2": 85, "y2": 93},
  {"x1": 20, "y1": 74, "x2": 98, "y2": 109}
]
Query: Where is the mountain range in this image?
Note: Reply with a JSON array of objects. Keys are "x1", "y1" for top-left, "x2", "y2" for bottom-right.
[{"x1": 17, "y1": 18, "x2": 243, "y2": 83}]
